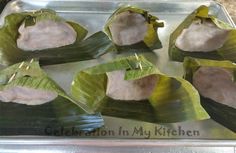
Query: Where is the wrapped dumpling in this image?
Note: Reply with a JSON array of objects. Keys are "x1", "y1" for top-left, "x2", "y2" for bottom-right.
[
  {"x1": 108, "y1": 11, "x2": 148, "y2": 46},
  {"x1": 183, "y1": 57, "x2": 236, "y2": 132},
  {"x1": 169, "y1": 6, "x2": 236, "y2": 62},
  {"x1": 71, "y1": 55, "x2": 209, "y2": 123},
  {"x1": 0, "y1": 59, "x2": 104, "y2": 135},
  {"x1": 0, "y1": 9, "x2": 114, "y2": 66},
  {"x1": 104, "y1": 6, "x2": 164, "y2": 50}
]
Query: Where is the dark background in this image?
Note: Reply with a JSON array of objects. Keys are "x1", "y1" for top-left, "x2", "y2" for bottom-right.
[{"x1": 0, "y1": 0, "x2": 11, "y2": 13}]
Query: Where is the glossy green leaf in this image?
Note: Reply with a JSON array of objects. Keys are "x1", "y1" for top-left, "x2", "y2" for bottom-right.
[
  {"x1": 0, "y1": 96, "x2": 104, "y2": 135},
  {"x1": 200, "y1": 96, "x2": 236, "y2": 133},
  {"x1": 0, "y1": 9, "x2": 115, "y2": 66},
  {"x1": 169, "y1": 5, "x2": 236, "y2": 62},
  {"x1": 71, "y1": 55, "x2": 209, "y2": 123}
]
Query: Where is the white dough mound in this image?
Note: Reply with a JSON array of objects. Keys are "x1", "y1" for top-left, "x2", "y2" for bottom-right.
[
  {"x1": 109, "y1": 11, "x2": 148, "y2": 46},
  {"x1": 0, "y1": 86, "x2": 58, "y2": 105},
  {"x1": 17, "y1": 20, "x2": 77, "y2": 51},
  {"x1": 175, "y1": 20, "x2": 229, "y2": 52},
  {"x1": 193, "y1": 67, "x2": 236, "y2": 108},
  {"x1": 106, "y1": 70, "x2": 158, "y2": 101}
]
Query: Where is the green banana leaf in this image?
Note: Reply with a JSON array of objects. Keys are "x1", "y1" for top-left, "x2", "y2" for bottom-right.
[
  {"x1": 104, "y1": 6, "x2": 164, "y2": 52},
  {"x1": 0, "y1": 60, "x2": 104, "y2": 135},
  {"x1": 71, "y1": 55, "x2": 209, "y2": 123},
  {"x1": 183, "y1": 57, "x2": 236, "y2": 132},
  {"x1": 169, "y1": 5, "x2": 236, "y2": 62},
  {"x1": 0, "y1": 9, "x2": 115, "y2": 66}
]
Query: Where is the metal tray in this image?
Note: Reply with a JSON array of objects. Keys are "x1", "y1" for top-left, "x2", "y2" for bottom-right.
[{"x1": 0, "y1": 0, "x2": 235, "y2": 152}]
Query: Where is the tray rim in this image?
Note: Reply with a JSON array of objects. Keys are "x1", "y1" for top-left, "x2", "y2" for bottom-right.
[
  {"x1": 0, "y1": 0, "x2": 235, "y2": 143},
  {"x1": 1, "y1": 0, "x2": 235, "y2": 26},
  {"x1": 0, "y1": 138, "x2": 236, "y2": 146}
]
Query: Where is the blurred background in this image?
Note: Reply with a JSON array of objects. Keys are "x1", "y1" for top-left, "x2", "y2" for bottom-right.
[{"x1": 0, "y1": 0, "x2": 9, "y2": 13}]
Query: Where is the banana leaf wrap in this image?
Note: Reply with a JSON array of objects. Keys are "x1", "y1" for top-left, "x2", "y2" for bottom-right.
[
  {"x1": 169, "y1": 5, "x2": 236, "y2": 62},
  {"x1": 71, "y1": 55, "x2": 209, "y2": 123},
  {"x1": 0, "y1": 9, "x2": 115, "y2": 66},
  {"x1": 104, "y1": 6, "x2": 164, "y2": 52},
  {"x1": 0, "y1": 60, "x2": 104, "y2": 135},
  {"x1": 183, "y1": 57, "x2": 236, "y2": 132}
]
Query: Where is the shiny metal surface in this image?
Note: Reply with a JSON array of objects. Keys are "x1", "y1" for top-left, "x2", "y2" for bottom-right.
[
  {"x1": 0, "y1": 0, "x2": 235, "y2": 152},
  {"x1": 0, "y1": 138, "x2": 236, "y2": 153}
]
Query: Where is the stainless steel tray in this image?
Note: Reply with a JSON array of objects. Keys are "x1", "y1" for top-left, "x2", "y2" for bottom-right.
[{"x1": 0, "y1": 0, "x2": 235, "y2": 152}]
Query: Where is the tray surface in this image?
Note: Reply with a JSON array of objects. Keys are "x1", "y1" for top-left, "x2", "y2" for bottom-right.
[{"x1": 0, "y1": 0, "x2": 235, "y2": 141}]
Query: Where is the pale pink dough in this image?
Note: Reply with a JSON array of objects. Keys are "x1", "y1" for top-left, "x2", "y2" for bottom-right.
[
  {"x1": 106, "y1": 70, "x2": 158, "y2": 101},
  {"x1": 193, "y1": 67, "x2": 236, "y2": 108},
  {"x1": 17, "y1": 20, "x2": 77, "y2": 51},
  {"x1": 0, "y1": 86, "x2": 58, "y2": 105}
]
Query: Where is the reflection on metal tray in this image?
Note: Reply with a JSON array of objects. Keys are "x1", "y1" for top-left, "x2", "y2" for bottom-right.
[{"x1": 0, "y1": 0, "x2": 235, "y2": 148}]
